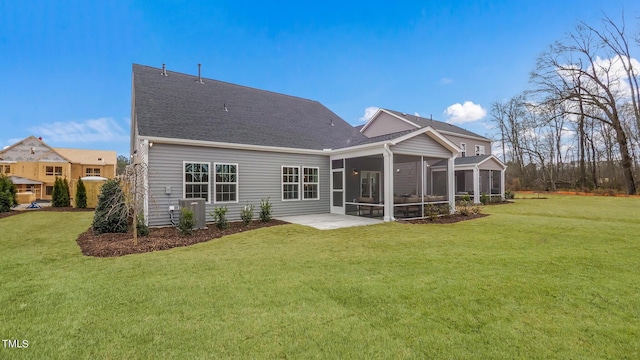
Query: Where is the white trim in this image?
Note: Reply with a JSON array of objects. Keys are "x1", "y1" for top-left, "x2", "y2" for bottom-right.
[
  {"x1": 364, "y1": 109, "x2": 492, "y2": 142},
  {"x1": 390, "y1": 127, "x2": 461, "y2": 154},
  {"x1": 476, "y1": 154, "x2": 507, "y2": 169},
  {"x1": 330, "y1": 167, "x2": 345, "y2": 215},
  {"x1": 302, "y1": 166, "x2": 320, "y2": 201},
  {"x1": 183, "y1": 161, "x2": 211, "y2": 204},
  {"x1": 213, "y1": 162, "x2": 239, "y2": 204},
  {"x1": 281, "y1": 165, "x2": 301, "y2": 201},
  {"x1": 140, "y1": 136, "x2": 328, "y2": 155}
]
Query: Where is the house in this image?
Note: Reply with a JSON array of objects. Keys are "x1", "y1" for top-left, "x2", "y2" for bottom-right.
[
  {"x1": 130, "y1": 64, "x2": 505, "y2": 226},
  {"x1": 361, "y1": 109, "x2": 506, "y2": 205},
  {"x1": 0, "y1": 136, "x2": 117, "y2": 203}
]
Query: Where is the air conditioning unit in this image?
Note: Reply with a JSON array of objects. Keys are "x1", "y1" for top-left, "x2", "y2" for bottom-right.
[{"x1": 178, "y1": 198, "x2": 206, "y2": 229}]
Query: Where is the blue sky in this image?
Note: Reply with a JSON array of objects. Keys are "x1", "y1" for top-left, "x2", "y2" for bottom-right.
[{"x1": 1, "y1": 0, "x2": 638, "y2": 156}]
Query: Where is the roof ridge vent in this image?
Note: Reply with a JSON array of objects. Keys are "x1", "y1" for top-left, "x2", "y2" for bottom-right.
[
  {"x1": 197, "y1": 63, "x2": 204, "y2": 84},
  {"x1": 161, "y1": 63, "x2": 168, "y2": 76}
]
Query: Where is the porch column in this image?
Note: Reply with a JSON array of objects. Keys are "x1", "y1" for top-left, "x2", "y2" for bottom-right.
[
  {"x1": 447, "y1": 158, "x2": 455, "y2": 214},
  {"x1": 501, "y1": 169, "x2": 506, "y2": 200},
  {"x1": 383, "y1": 145, "x2": 394, "y2": 221},
  {"x1": 473, "y1": 166, "x2": 480, "y2": 204}
]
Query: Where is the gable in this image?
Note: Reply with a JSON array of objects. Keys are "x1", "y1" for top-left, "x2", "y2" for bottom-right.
[
  {"x1": 360, "y1": 111, "x2": 418, "y2": 138},
  {"x1": 479, "y1": 156, "x2": 506, "y2": 171},
  {"x1": 0, "y1": 137, "x2": 68, "y2": 163},
  {"x1": 391, "y1": 133, "x2": 453, "y2": 158}
]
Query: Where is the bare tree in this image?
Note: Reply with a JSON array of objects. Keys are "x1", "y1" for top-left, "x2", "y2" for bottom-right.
[{"x1": 530, "y1": 14, "x2": 638, "y2": 194}]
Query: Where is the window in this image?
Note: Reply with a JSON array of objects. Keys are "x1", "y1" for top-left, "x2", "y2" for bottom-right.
[
  {"x1": 3, "y1": 165, "x2": 10, "y2": 174},
  {"x1": 460, "y1": 143, "x2": 466, "y2": 157},
  {"x1": 282, "y1": 166, "x2": 300, "y2": 200},
  {"x1": 86, "y1": 168, "x2": 101, "y2": 176},
  {"x1": 45, "y1": 186, "x2": 53, "y2": 195},
  {"x1": 214, "y1": 163, "x2": 238, "y2": 203},
  {"x1": 184, "y1": 162, "x2": 209, "y2": 202},
  {"x1": 45, "y1": 166, "x2": 62, "y2": 176},
  {"x1": 475, "y1": 145, "x2": 485, "y2": 156},
  {"x1": 302, "y1": 167, "x2": 319, "y2": 200}
]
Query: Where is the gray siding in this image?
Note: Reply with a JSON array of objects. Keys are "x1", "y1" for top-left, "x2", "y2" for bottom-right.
[
  {"x1": 146, "y1": 143, "x2": 330, "y2": 226},
  {"x1": 481, "y1": 157, "x2": 504, "y2": 171},
  {"x1": 391, "y1": 134, "x2": 452, "y2": 158},
  {"x1": 444, "y1": 134, "x2": 492, "y2": 158},
  {"x1": 362, "y1": 112, "x2": 417, "y2": 137}
]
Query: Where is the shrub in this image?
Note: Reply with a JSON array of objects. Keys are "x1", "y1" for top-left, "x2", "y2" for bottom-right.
[
  {"x1": 0, "y1": 174, "x2": 17, "y2": 212},
  {"x1": 504, "y1": 190, "x2": 515, "y2": 199},
  {"x1": 438, "y1": 203, "x2": 451, "y2": 216},
  {"x1": 480, "y1": 193, "x2": 489, "y2": 205},
  {"x1": 75, "y1": 178, "x2": 87, "y2": 208},
  {"x1": 136, "y1": 214, "x2": 150, "y2": 237},
  {"x1": 92, "y1": 179, "x2": 128, "y2": 234},
  {"x1": 425, "y1": 203, "x2": 438, "y2": 221},
  {"x1": 178, "y1": 207, "x2": 195, "y2": 235},
  {"x1": 212, "y1": 206, "x2": 228, "y2": 230},
  {"x1": 259, "y1": 197, "x2": 272, "y2": 222},
  {"x1": 240, "y1": 203, "x2": 254, "y2": 226}
]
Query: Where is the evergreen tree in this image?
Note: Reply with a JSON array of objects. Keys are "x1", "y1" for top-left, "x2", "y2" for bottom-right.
[
  {"x1": 75, "y1": 178, "x2": 87, "y2": 209},
  {"x1": 62, "y1": 178, "x2": 71, "y2": 207},
  {"x1": 52, "y1": 177, "x2": 71, "y2": 207},
  {"x1": 92, "y1": 179, "x2": 128, "y2": 234},
  {"x1": 0, "y1": 174, "x2": 18, "y2": 213},
  {"x1": 51, "y1": 177, "x2": 62, "y2": 207}
]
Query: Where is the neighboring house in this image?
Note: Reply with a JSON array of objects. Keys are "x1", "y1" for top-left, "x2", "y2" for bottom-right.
[
  {"x1": 131, "y1": 64, "x2": 505, "y2": 226},
  {"x1": 0, "y1": 136, "x2": 117, "y2": 203}
]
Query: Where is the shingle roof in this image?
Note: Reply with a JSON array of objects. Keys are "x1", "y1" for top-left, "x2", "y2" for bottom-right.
[
  {"x1": 133, "y1": 64, "x2": 367, "y2": 150},
  {"x1": 347, "y1": 129, "x2": 417, "y2": 147},
  {"x1": 432, "y1": 154, "x2": 492, "y2": 167},
  {"x1": 382, "y1": 109, "x2": 491, "y2": 140}
]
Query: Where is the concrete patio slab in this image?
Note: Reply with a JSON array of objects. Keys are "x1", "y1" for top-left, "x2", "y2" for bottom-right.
[{"x1": 276, "y1": 213, "x2": 383, "y2": 230}]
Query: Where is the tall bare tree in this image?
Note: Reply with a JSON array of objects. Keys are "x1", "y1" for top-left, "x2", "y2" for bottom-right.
[{"x1": 530, "y1": 14, "x2": 638, "y2": 194}]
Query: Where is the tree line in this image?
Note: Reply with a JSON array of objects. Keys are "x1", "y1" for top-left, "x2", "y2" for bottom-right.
[{"x1": 492, "y1": 13, "x2": 640, "y2": 194}]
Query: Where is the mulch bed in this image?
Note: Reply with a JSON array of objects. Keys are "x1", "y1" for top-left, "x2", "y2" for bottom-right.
[
  {"x1": 77, "y1": 220, "x2": 288, "y2": 257},
  {"x1": 401, "y1": 213, "x2": 490, "y2": 224}
]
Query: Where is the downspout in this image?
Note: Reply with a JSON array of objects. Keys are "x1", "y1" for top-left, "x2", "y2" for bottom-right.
[{"x1": 383, "y1": 143, "x2": 394, "y2": 222}]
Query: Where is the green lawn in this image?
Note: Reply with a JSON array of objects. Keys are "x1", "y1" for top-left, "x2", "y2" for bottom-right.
[{"x1": 1, "y1": 195, "x2": 639, "y2": 359}]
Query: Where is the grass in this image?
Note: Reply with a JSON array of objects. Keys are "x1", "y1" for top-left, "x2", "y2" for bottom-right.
[{"x1": 1, "y1": 195, "x2": 639, "y2": 359}]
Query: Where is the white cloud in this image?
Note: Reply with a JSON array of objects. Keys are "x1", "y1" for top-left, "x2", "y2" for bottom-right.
[
  {"x1": 440, "y1": 78, "x2": 454, "y2": 85},
  {"x1": 359, "y1": 106, "x2": 380, "y2": 122},
  {"x1": 444, "y1": 101, "x2": 487, "y2": 124},
  {"x1": 557, "y1": 55, "x2": 640, "y2": 101},
  {"x1": 414, "y1": 112, "x2": 420, "y2": 117},
  {"x1": 29, "y1": 117, "x2": 129, "y2": 144}
]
